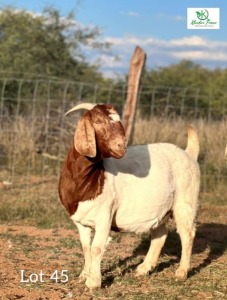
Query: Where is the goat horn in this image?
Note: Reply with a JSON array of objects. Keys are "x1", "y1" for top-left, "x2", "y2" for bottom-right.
[{"x1": 65, "y1": 103, "x2": 96, "y2": 116}]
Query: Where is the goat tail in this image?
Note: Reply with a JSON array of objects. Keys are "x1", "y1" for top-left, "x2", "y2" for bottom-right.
[{"x1": 185, "y1": 125, "x2": 199, "y2": 161}]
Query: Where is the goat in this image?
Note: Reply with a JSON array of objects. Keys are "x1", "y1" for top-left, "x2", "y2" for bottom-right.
[{"x1": 58, "y1": 103, "x2": 200, "y2": 290}]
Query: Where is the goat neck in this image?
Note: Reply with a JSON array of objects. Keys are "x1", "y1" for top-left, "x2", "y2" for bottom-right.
[{"x1": 58, "y1": 142, "x2": 105, "y2": 216}]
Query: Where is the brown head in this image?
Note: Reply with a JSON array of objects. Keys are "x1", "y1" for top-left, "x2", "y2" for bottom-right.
[{"x1": 65, "y1": 103, "x2": 126, "y2": 159}]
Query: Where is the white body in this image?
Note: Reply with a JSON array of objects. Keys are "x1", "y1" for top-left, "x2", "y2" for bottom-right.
[
  {"x1": 72, "y1": 143, "x2": 199, "y2": 231},
  {"x1": 71, "y1": 142, "x2": 200, "y2": 289}
]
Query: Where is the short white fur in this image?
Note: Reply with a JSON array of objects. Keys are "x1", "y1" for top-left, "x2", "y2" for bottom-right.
[{"x1": 109, "y1": 113, "x2": 120, "y2": 122}]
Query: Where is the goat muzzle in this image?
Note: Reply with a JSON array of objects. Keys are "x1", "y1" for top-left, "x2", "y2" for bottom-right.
[{"x1": 109, "y1": 141, "x2": 126, "y2": 159}]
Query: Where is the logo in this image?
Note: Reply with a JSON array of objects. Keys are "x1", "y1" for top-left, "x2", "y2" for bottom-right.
[
  {"x1": 187, "y1": 8, "x2": 220, "y2": 29},
  {"x1": 196, "y1": 9, "x2": 209, "y2": 21}
]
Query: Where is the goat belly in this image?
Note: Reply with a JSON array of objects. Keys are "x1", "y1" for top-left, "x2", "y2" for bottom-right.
[
  {"x1": 112, "y1": 195, "x2": 173, "y2": 234},
  {"x1": 110, "y1": 167, "x2": 174, "y2": 233},
  {"x1": 111, "y1": 217, "x2": 160, "y2": 233},
  {"x1": 105, "y1": 144, "x2": 176, "y2": 234}
]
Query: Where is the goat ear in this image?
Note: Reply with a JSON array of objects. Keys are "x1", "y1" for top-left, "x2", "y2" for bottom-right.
[{"x1": 74, "y1": 112, "x2": 96, "y2": 157}]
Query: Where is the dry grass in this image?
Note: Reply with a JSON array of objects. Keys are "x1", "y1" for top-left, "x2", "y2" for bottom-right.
[
  {"x1": 1, "y1": 115, "x2": 227, "y2": 205},
  {"x1": 0, "y1": 117, "x2": 37, "y2": 157},
  {"x1": 133, "y1": 116, "x2": 227, "y2": 168},
  {"x1": 0, "y1": 115, "x2": 226, "y2": 299},
  {"x1": 1, "y1": 115, "x2": 227, "y2": 170}
]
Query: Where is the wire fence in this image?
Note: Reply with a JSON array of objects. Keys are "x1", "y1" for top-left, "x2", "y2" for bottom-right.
[{"x1": 0, "y1": 77, "x2": 226, "y2": 199}]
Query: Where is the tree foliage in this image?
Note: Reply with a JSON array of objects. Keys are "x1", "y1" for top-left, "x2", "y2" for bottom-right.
[
  {"x1": 137, "y1": 60, "x2": 227, "y2": 119},
  {"x1": 0, "y1": 6, "x2": 227, "y2": 119},
  {"x1": 0, "y1": 7, "x2": 110, "y2": 114},
  {"x1": 0, "y1": 7, "x2": 104, "y2": 81},
  {"x1": 141, "y1": 60, "x2": 227, "y2": 91}
]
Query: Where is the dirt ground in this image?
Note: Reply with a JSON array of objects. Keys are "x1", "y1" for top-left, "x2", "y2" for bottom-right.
[{"x1": 0, "y1": 204, "x2": 226, "y2": 300}]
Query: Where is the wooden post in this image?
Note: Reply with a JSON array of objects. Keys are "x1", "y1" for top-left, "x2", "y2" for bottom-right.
[{"x1": 122, "y1": 46, "x2": 146, "y2": 145}]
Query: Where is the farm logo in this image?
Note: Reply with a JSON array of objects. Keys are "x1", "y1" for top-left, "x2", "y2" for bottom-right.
[
  {"x1": 196, "y1": 9, "x2": 209, "y2": 21},
  {"x1": 187, "y1": 8, "x2": 220, "y2": 29}
]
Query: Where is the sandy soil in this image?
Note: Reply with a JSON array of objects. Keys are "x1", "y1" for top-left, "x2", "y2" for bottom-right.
[{"x1": 0, "y1": 205, "x2": 226, "y2": 300}]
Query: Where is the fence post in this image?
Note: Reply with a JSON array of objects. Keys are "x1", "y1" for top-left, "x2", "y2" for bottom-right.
[
  {"x1": 0, "y1": 79, "x2": 7, "y2": 128},
  {"x1": 11, "y1": 79, "x2": 24, "y2": 184},
  {"x1": 208, "y1": 90, "x2": 212, "y2": 121},
  {"x1": 15, "y1": 79, "x2": 23, "y2": 117},
  {"x1": 93, "y1": 84, "x2": 98, "y2": 103},
  {"x1": 180, "y1": 87, "x2": 188, "y2": 117},
  {"x1": 165, "y1": 87, "x2": 172, "y2": 116},
  {"x1": 150, "y1": 86, "x2": 156, "y2": 117},
  {"x1": 107, "y1": 84, "x2": 113, "y2": 104},
  {"x1": 122, "y1": 46, "x2": 146, "y2": 145},
  {"x1": 57, "y1": 82, "x2": 70, "y2": 176},
  {"x1": 221, "y1": 91, "x2": 227, "y2": 120},
  {"x1": 194, "y1": 88, "x2": 199, "y2": 119}
]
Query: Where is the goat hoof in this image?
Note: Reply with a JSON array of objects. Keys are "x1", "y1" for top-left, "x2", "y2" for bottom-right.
[
  {"x1": 135, "y1": 262, "x2": 150, "y2": 276},
  {"x1": 175, "y1": 268, "x2": 188, "y2": 281},
  {"x1": 85, "y1": 277, "x2": 101, "y2": 290},
  {"x1": 78, "y1": 271, "x2": 87, "y2": 283}
]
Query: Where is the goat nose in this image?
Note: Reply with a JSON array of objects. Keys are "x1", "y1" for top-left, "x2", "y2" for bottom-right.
[{"x1": 117, "y1": 142, "x2": 126, "y2": 150}]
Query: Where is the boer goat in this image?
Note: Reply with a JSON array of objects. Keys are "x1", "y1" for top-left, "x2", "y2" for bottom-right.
[{"x1": 58, "y1": 103, "x2": 200, "y2": 290}]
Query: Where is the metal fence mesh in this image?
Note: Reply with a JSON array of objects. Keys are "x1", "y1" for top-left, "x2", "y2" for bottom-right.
[{"x1": 0, "y1": 77, "x2": 226, "y2": 199}]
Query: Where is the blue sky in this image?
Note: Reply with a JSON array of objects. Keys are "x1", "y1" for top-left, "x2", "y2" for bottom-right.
[{"x1": 1, "y1": 0, "x2": 227, "y2": 77}]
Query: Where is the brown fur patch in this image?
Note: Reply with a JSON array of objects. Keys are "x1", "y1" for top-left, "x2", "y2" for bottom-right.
[
  {"x1": 58, "y1": 143, "x2": 105, "y2": 215},
  {"x1": 58, "y1": 104, "x2": 126, "y2": 215}
]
